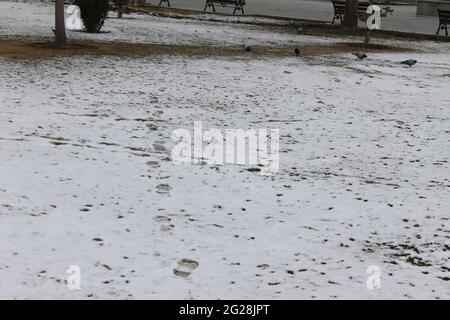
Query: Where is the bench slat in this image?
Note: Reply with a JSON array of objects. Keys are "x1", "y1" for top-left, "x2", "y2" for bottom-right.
[{"x1": 438, "y1": 10, "x2": 450, "y2": 21}]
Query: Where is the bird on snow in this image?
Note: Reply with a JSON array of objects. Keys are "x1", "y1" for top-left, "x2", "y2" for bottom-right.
[
  {"x1": 294, "y1": 47, "x2": 300, "y2": 56},
  {"x1": 353, "y1": 52, "x2": 367, "y2": 60},
  {"x1": 401, "y1": 59, "x2": 417, "y2": 67},
  {"x1": 243, "y1": 44, "x2": 252, "y2": 53}
]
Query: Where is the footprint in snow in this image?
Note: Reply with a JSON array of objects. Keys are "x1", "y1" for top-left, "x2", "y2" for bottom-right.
[
  {"x1": 153, "y1": 215, "x2": 171, "y2": 223},
  {"x1": 153, "y1": 143, "x2": 167, "y2": 153},
  {"x1": 173, "y1": 259, "x2": 199, "y2": 278},
  {"x1": 156, "y1": 184, "x2": 172, "y2": 195},
  {"x1": 146, "y1": 123, "x2": 158, "y2": 131},
  {"x1": 146, "y1": 160, "x2": 160, "y2": 169},
  {"x1": 153, "y1": 215, "x2": 174, "y2": 231}
]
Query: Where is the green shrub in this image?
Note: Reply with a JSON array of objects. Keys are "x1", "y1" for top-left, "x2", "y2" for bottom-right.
[{"x1": 74, "y1": 0, "x2": 109, "y2": 33}]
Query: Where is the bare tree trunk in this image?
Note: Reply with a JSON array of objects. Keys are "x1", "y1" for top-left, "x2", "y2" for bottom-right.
[
  {"x1": 364, "y1": 29, "x2": 371, "y2": 46},
  {"x1": 343, "y1": 0, "x2": 358, "y2": 29},
  {"x1": 118, "y1": 0, "x2": 124, "y2": 19},
  {"x1": 55, "y1": 0, "x2": 66, "y2": 47}
]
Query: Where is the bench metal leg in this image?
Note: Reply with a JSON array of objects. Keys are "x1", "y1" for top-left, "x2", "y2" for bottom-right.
[
  {"x1": 231, "y1": 1, "x2": 244, "y2": 15},
  {"x1": 332, "y1": 14, "x2": 342, "y2": 25},
  {"x1": 204, "y1": 2, "x2": 215, "y2": 13},
  {"x1": 233, "y1": 6, "x2": 244, "y2": 15},
  {"x1": 436, "y1": 24, "x2": 448, "y2": 36},
  {"x1": 159, "y1": 0, "x2": 170, "y2": 7}
]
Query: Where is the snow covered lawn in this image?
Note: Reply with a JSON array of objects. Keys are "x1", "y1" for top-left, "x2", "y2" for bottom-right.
[
  {"x1": 0, "y1": 1, "x2": 335, "y2": 46},
  {"x1": 0, "y1": 1, "x2": 449, "y2": 300}
]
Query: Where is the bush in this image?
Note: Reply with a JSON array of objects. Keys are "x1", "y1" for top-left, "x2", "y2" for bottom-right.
[{"x1": 73, "y1": 0, "x2": 109, "y2": 33}]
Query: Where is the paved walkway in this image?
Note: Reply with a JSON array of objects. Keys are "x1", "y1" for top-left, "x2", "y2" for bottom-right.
[{"x1": 148, "y1": 0, "x2": 441, "y2": 35}]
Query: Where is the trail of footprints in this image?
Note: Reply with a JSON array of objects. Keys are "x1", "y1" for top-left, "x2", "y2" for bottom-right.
[{"x1": 145, "y1": 134, "x2": 200, "y2": 278}]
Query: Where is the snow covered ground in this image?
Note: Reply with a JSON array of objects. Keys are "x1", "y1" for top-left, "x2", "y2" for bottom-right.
[
  {"x1": 0, "y1": 1, "x2": 336, "y2": 46},
  {"x1": 0, "y1": 1, "x2": 446, "y2": 51},
  {"x1": 0, "y1": 1, "x2": 449, "y2": 299}
]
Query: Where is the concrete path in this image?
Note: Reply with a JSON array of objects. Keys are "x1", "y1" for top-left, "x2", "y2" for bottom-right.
[{"x1": 148, "y1": 0, "x2": 442, "y2": 35}]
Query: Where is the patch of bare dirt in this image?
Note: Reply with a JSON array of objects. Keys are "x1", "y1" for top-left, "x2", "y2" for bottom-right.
[{"x1": 0, "y1": 37, "x2": 411, "y2": 61}]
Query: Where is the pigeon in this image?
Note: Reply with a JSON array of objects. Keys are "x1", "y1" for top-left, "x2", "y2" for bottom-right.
[
  {"x1": 243, "y1": 44, "x2": 252, "y2": 53},
  {"x1": 297, "y1": 26, "x2": 304, "y2": 34},
  {"x1": 381, "y1": 6, "x2": 394, "y2": 17},
  {"x1": 401, "y1": 59, "x2": 417, "y2": 67},
  {"x1": 294, "y1": 47, "x2": 300, "y2": 56},
  {"x1": 353, "y1": 52, "x2": 367, "y2": 60}
]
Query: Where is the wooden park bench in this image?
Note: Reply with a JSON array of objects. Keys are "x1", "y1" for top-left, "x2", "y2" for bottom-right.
[
  {"x1": 109, "y1": 1, "x2": 132, "y2": 16},
  {"x1": 331, "y1": 0, "x2": 371, "y2": 24},
  {"x1": 204, "y1": 0, "x2": 246, "y2": 15},
  {"x1": 436, "y1": 9, "x2": 450, "y2": 36}
]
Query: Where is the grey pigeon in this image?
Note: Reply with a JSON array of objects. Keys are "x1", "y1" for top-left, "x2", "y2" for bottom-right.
[
  {"x1": 243, "y1": 44, "x2": 252, "y2": 53},
  {"x1": 401, "y1": 59, "x2": 417, "y2": 67},
  {"x1": 294, "y1": 47, "x2": 300, "y2": 56},
  {"x1": 381, "y1": 7, "x2": 394, "y2": 17},
  {"x1": 353, "y1": 52, "x2": 367, "y2": 60}
]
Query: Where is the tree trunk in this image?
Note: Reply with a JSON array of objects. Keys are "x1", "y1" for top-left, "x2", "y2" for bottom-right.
[
  {"x1": 364, "y1": 29, "x2": 371, "y2": 46},
  {"x1": 118, "y1": 0, "x2": 123, "y2": 19},
  {"x1": 55, "y1": 0, "x2": 66, "y2": 47},
  {"x1": 343, "y1": 0, "x2": 358, "y2": 29}
]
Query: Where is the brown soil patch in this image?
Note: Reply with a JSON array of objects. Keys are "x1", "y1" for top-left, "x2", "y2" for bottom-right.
[{"x1": 0, "y1": 37, "x2": 411, "y2": 61}]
